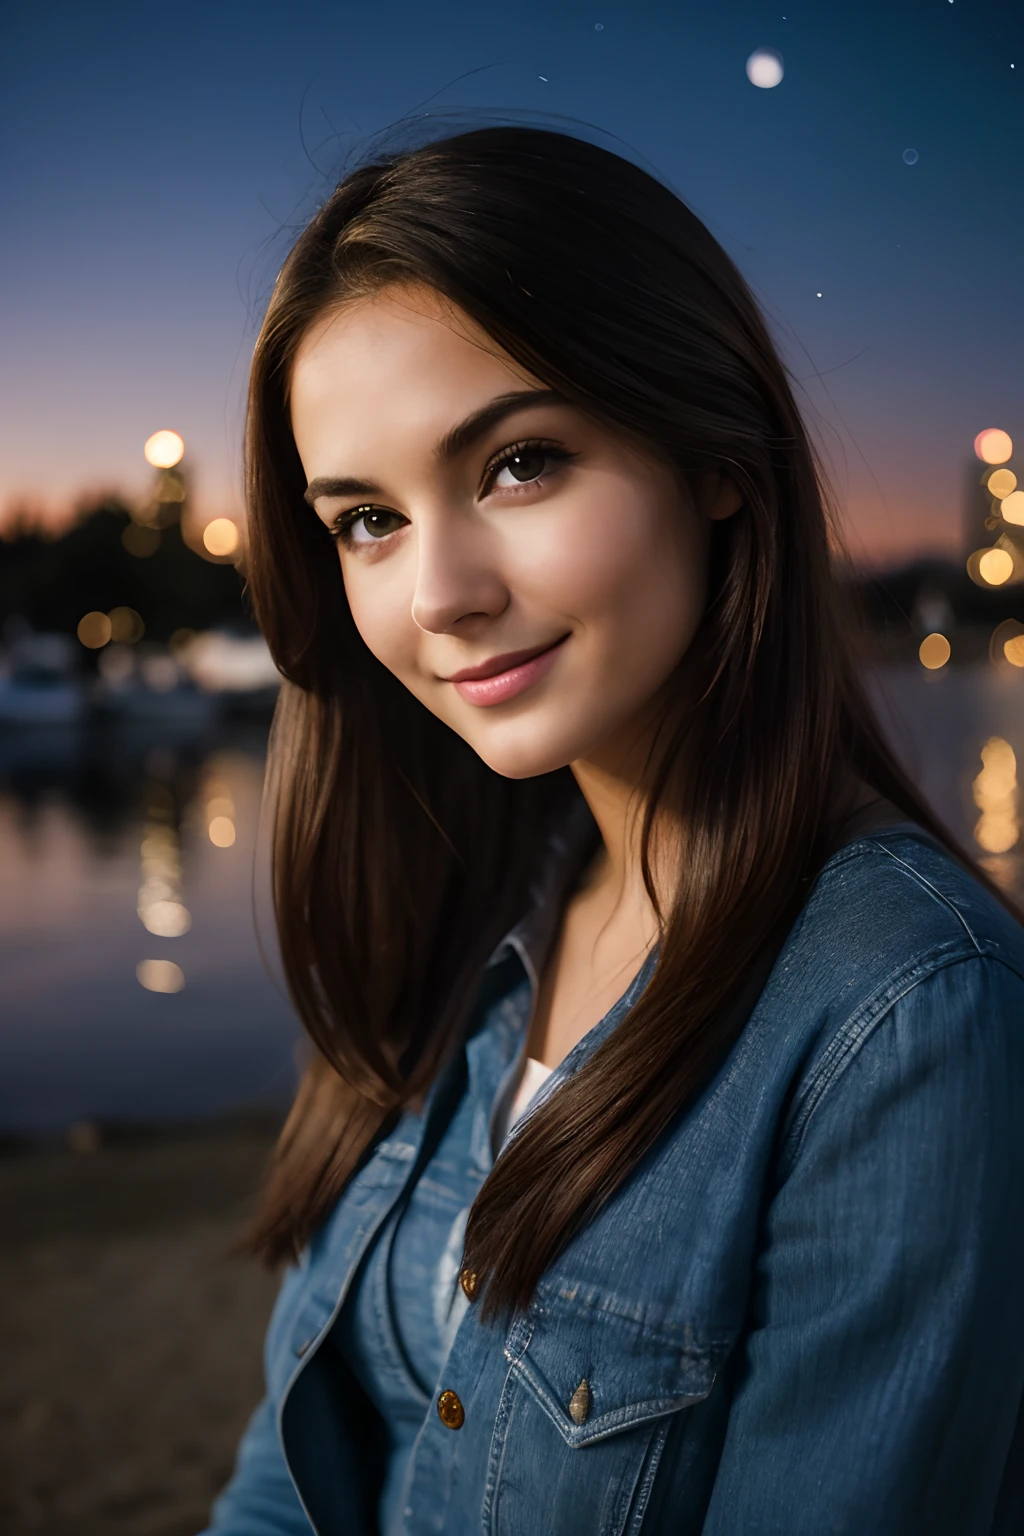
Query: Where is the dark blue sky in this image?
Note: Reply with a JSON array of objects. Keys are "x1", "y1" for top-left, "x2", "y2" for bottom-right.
[{"x1": 2, "y1": 0, "x2": 1021, "y2": 564}]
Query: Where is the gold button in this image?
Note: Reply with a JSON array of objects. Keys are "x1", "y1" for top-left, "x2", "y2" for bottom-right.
[
  {"x1": 437, "y1": 1389, "x2": 465, "y2": 1430},
  {"x1": 459, "y1": 1267, "x2": 479, "y2": 1301}
]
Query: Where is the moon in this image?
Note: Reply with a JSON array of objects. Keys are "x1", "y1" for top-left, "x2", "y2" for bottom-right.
[{"x1": 746, "y1": 48, "x2": 784, "y2": 88}]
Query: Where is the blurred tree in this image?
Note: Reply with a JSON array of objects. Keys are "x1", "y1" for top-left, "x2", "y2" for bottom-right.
[{"x1": 0, "y1": 498, "x2": 255, "y2": 650}]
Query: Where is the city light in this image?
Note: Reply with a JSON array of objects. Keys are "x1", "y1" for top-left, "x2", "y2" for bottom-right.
[
  {"x1": 139, "y1": 899, "x2": 191, "y2": 936},
  {"x1": 989, "y1": 620, "x2": 1024, "y2": 668},
  {"x1": 1000, "y1": 490, "x2": 1024, "y2": 526},
  {"x1": 987, "y1": 468, "x2": 1017, "y2": 499},
  {"x1": 974, "y1": 428, "x2": 1013, "y2": 465},
  {"x1": 144, "y1": 430, "x2": 185, "y2": 468},
  {"x1": 202, "y1": 518, "x2": 240, "y2": 556},
  {"x1": 138, "y1": 818, "x2": 191, "y2": 937},
  {"x1": 978, "y1": 548, "x2": 1014, "y2": 585},
  {"x1": 208, "y1": 816, "x2": 236, "y2": 847},
  {"x1": 108, "y1": 606, "x2": 144, "y2": 644},
  {"x1": 169, "y1": 627, "x2": 197, "y2": 656},
  {"x1": 973, "y1": 737, "x2": 1019, "y2": 854},
  {"x1": 203, "y1": 774, "x2": 237, "y2": 846},
  {"x1": 140, "y1": 654, "x2": 180, "y2": 692},
  {"x1": 136, "y1": 959, "x2": 185, "y2": 994},
  {"x1": 77, "y1": 611, "x2": 112, "y2": 648},
  {"x1": 918, "y1": 633, "x2": 951, "y2": 669}
]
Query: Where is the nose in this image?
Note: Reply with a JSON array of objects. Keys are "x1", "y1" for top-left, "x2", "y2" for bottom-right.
[{"x1": 410, "y1": 513, "x2": 509, "y2": 635}]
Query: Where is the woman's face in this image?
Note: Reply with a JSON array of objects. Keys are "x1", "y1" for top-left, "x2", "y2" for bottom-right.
[{"x1": 290, "y1": 283, "x2": 739, "y2": 780}]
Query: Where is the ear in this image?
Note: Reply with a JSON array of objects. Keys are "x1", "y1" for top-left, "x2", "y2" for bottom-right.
[{"x1": 705, "y1": 472, "x2": 744, "y2": 522}]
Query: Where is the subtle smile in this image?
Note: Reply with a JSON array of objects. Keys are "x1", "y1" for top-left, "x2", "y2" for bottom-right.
[{"x1": 444, "y1": 635, "x2": 570, "y2": 707}]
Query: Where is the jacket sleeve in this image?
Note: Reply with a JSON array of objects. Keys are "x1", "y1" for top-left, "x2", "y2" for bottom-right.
[
  {"x1": 199, "y1": 1394, "x2": 313, "y2": 1536},
  {"x1": 701, "y1": 954, "x2": 1024, "y2": 1536}
]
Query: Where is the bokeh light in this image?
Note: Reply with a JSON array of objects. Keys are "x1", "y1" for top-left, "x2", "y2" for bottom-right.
[
  {"x1": 138, "y1": 818, "x2": 190, "y2": 936},
  {"x1": 203, "y1": 518, "x2": 240, "y2": 556},
  {"x1": 918, "y1": 633, "x2": 950, "y2": 670},
  {"x1": 169, "y1": 627, "x2": 197, "y2": 656},
  {"x1": 140, "y1": 654, "x2": 180, "y2": 692},
  {"x1": 98, "y1": 645, "x2": 134, "y2": 684},
  {"x1": 77, "y1": 611, "x2": 112, "y2": 648},
  {"x1": 974, "y1": 428, "x2": 1013, "y2": 465},
  {"x1": 155, "y1": 469, "x2": 186, "y2": 502},
  {"x1": 139, "y1": 898, "x2": 191, "y2": 937},
  {"x1": 902, "y1": 148, "x2": 919, "y2": 165},
  {"x1": 999, "y1": 490, "x2": 1024, "y2": 526},
  {"x1": 978, "y1": 548, "x2": 1014, "y2": 585},
  {"x1": 108, "y1": 606, "x2": 144, "y2": 644},
  {"x1": 122, "y1": 523, "x2": 161, "y2": 558},
  {"x1": 208, "y1": 816, "x2": 236, "y2": 847},
  {"x1": 973, "y1": 737, "x2": 1019, "y2": 854},
  {"x1": 144, "y1": 430, "x2": 185, "y2": 468},
  {"x1": 136, "y1": 959, "x2": 185, "y2": 993},
  {"x1": 987, "y1": 468, "x2": 1017, "y2": 499},
  {"x1": 989, "y1": 620, "x2": 1024, "y2": 669},
  {"x1": 745, "y1": 48, "x2": 783, "y2": 88}
]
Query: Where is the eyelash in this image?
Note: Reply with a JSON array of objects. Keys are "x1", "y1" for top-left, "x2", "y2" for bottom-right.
[{"x1": 328, "y1": 437, "x2": 575, "y2": 546}]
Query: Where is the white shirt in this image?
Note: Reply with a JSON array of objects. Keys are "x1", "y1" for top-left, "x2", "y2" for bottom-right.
[{"x1": 493, "y1": 1055, "x2": 554, "y2": 1147}]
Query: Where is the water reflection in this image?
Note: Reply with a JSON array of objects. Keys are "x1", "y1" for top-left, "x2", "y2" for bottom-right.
[
  {"x1": 0, "y1": 713, "x2": 298, "y2": 1134},
  {"x1": 0, "y1": 666, "x2": 1021, "y2": 1136}
]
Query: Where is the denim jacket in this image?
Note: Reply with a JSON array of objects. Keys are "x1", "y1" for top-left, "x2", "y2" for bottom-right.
[{"x1": 204, "y1": 826, "x2": 1024, "y2": 1535}]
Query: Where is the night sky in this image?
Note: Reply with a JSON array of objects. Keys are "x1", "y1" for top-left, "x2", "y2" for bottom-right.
[{"x1": 2, "y1": 0, "x2": 1021, "y2": 566}]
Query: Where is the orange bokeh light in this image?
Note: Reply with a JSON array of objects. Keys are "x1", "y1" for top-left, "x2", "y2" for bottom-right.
[
  {"x1": 918, "y1": 633, "x2": 951, "y2": 670},
  {"x1": 974, "y1": 428, "x2": 1013, "y2": 465},
  {"x1": 979, "y1": 548, "x2": 1014, "y2": 586},
  {"x1": 144, "y1": 430, "x2": 185, "y2": 468},
  {"x1": 203, "y1": 518, "x2": 240, "y2": 556},
  {"x1": 1000, "y1": 490, "x2": 1024, "y2": 526}
]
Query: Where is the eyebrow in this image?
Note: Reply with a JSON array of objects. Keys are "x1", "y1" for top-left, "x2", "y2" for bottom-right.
[{"x1": 302, "y1": 387, "x2": 565, "y2": 506}]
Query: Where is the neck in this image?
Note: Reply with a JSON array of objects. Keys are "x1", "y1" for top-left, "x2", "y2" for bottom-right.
[{"x1": 570, "y1": 717, "x2": 671, "y2": 931}]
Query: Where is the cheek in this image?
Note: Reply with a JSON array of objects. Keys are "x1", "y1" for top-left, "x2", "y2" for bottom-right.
[
  {"x1": 533, "y1": 490, "x2": 707, "y2": 651},
  {"x1": 340, "y1": 559, "x2": 416, "y2": 674}
]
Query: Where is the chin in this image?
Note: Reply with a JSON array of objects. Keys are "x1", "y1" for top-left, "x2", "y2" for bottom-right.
[{"x1": 462, "y1": 727, "x2": 578, "y2": 782}]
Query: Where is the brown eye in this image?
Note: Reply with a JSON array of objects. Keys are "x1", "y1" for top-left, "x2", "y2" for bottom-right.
[
  {"x1": 488, "y1": 441, "x2": 573, "y2": 493},
  {"x1": 359, "y1": 510, "x2": 405, "y2": 539},
  {"x1": 498, "y1": 446, "x2": 548, "y2": 485},
  {"x1": 333, "y1": 506, "x2": 408, "y2": 546}
]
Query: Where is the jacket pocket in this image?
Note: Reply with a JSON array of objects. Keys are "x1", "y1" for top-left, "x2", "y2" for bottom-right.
[{"x1": 484, "y1": 1286, "x2": 728, "y2": 1536}]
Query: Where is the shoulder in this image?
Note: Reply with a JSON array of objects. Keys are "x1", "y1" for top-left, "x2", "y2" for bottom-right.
[
  {"x1": 769, "y1": 827, "x2": 1024, "y2": 1157},
  {"x1": 780, "y1": 825, "x2": 1024, "y2": 1002}
]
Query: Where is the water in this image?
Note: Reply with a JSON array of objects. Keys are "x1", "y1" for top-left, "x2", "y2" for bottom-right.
[
  {"x1": 1, "y1": 667, "x2": 1021, "y2": 1136},
  {"x1": 0, "y1": 713, "x2": 298, "y2": 1134}
]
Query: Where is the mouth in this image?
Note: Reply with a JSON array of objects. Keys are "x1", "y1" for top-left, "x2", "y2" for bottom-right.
[
  {"x1": 443, "y1": 635, "x2": 570, "y2": 684},
  {"x1": 442, "y1": 634, "x2": 570, "y2": 708}
]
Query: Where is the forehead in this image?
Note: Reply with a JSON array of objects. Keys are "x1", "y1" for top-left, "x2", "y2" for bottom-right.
[{"x1": 289, "y1": 284, "x2": 535, "y2": 447}]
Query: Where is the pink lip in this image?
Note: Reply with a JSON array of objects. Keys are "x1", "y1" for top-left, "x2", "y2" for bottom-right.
[{"x1": 446, "y1": 635, "x2": 569, "y2": 707}]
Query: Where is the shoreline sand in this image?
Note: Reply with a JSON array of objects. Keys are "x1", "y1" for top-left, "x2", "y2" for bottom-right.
[{"x1": 0, "y1": 1117, "x2": 283, "y2": 1536}]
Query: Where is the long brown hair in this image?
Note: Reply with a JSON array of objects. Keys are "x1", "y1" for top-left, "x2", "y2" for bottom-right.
[{"x1": 243, "y1": 125, "x2": 1001, "y2": 1315}]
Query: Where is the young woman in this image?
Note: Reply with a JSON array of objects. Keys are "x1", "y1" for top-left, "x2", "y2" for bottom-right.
[{"x1": 203, "y1": 127, "x2": 1024, "y2": 1535}]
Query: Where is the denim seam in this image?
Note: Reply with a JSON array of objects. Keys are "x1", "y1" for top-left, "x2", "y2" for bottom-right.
[
  {"x1": 510, "y1": 1351, "x2": 711, "y2": 1447},
  {"x1": 864, "y1": 838, "x2": 986, "y2": 951},
  {"x1": 781, "y1": 941, "x2": 983, "y2": 1165},
  {"x1": 623, "y1": 1417, "x2": 674, "y2": 1536},
  {"x1": 542, "y1": 1283, "x2": 731, "y2": 1355},
  {"x1": 482, "y1": 1361, "x2": 521, "y2": 1535}
]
